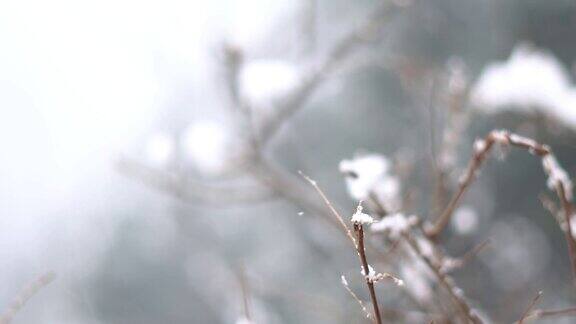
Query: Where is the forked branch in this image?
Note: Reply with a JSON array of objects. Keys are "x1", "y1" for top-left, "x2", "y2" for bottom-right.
[{"x1": 426, "y1": 130, "x2": 576, "y2": 281}]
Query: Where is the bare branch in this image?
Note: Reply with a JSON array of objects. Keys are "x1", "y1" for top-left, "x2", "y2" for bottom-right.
[
  {"x1": 403, "y1": 233, "x2": 483, "y2": 324},
  {"x1": 518, "y1": 291, "x2": 543, "y2": 324},
  {"x1": 355, "y1": 223, "x2": 382, "y2": 324},
  {"x1": 427, "y1": 129, "x2": 576, "y2": 281},
  {"x1": 340, "y1": 275, "x2": 373, "y2": 321},
  {"x1": 236, "y1": 264, "x2": 252, "y2": 321},
  {"x1": 258, "y1": 1, "x2": 401, "y2": 144},
  {"x1": 299, "y1": 171, "x2": 357, "y2": 247},
  {"x1": 0, "y1": 272, "x2": 55, "y2": 324},
  {"x1": 440, "y1": 239, "x2": 491, "y2": 274},
  {"x1": 525, "y1": 306, "x2": 576, "y2": 321}
]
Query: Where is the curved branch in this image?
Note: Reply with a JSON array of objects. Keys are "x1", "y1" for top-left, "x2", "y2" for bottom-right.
[{"x1": 426, "y1": 130, "x2": 576, "y2": 281}]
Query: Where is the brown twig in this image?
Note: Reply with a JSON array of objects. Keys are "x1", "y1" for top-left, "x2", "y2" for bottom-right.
[
  {"x1": 299, "y1": 171, "x2": 357, "y2": 247},
  {"x1": 539, "y1": 193, "x2": 563, "y2": 225},
  {"x1": 525, "y1": 306, "x2": 576, "y2": 321},
  {"x1": 427, "y1": 132, "x2": 496, "y2": 239},
  {"x1": 518, "y1": 290, "x2": 543, "y2": 324},
  {"x1": 456, "y1": 239, "x2": 491, "y2": 269},
  {"x1": 354, "y1": 223, "x2": 382, "y2": 324},
  {"x1": 426, "y1": 130, "x2": 576, "y2": 282},
  {"x1": 340, "y1": 275, "x2": 373, "y2": 320},
  {"x1": 403, "y1": 233, "x2": 483, "y2": 324},
  {"x1": 439, "y1": 239, "x2": 491, "y2": 275}
]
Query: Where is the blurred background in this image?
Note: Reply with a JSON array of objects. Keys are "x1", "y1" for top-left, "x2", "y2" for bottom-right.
[{"x1": 1, "y1": 0, "x2": 576, "y2": 323}]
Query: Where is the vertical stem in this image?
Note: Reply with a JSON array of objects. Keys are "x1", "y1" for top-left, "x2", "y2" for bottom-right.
[
  {"x1": 556, "y1": 183, "x2": 576, "y2": 284},
  {"x1": 354, "y1": 224, "x2": 382, "y2": 324},
  {"x1": 238, "y1": 265, "x2": 251, "y2": 321}
]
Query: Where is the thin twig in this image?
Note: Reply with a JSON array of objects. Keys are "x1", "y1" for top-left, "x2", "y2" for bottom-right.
[
  {"x1": 0, "y1": 272, "x2": 55, "y2": 324},
  {"x1": 441, "y1": 239, "x2": 492, "y2": 274},
  {"x1": 403, "y1": 233, "x2": 483, "y2": 324},
  {"x1": 458, "y1": 239, "x2": 491, "y2": 268},
  {"x1": 237, "y1": 264, "x2": 252, "y2": 321},
  {"x1": 518, "y1": 291, "x2": 543, "y2": 324},
  {"x1": 427, "y1": 132, "x2": 496, "y2": 239},
  {"x1": 428, "y1": 130, "x2": 576, "y2": 281},
  {"x1": 258, "y1": 1, "x2": 401, "y2": 144},
  {"x1": 539, "y1": 193, "x2": 563, "y2": 225},
  {"x1": 299, "y1": 171, "x2": 357, "y2": 247},
  {"x1": 340, "y1": 275, "x2": 373, "y2": 320},
  {"x1": 555, "y1": 182, "x2": 576, "y2": 283},
  {"x1": 354, "y1": 223, "x2": 382, "y2": 324},
  {"x1": 526, "y1": 306, "x2": 576, "y2": 320}
]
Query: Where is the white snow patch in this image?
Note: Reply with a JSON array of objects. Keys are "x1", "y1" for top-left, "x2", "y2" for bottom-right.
[
  {"x1": 351, "y1": 205, "x2": 374, "y2": 225},
  {"x1": 472, "y1": 43, "x2": 576, "y2": 130},
  {"x1": 371, "y1": 213, "x2": 414, "y2": 238},
  {"x1": 473, "y1": 139, "x2": 487, "y2": 154}
]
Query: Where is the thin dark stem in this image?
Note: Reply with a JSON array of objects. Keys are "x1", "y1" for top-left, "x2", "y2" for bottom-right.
[
  {"x1": 427, "y1": 136, "x2": 495, "y2": 239},
  {"x1": 556, "y1": 182, "x2": 576, "y2": 283},
  {"x1": 300, "y1": 171, "x2": 357, "y2": 247},
  {"x1": 518, "y1": 291, "x2": 543, "y2": 324},
  {"x1": 532, "y1": 306, "x2": 576, "y2": 319},
  {"x1": 403, "y1": 233, "x2": 483, "y2": 324},
  {"x1": 354, "y1": 224, "x2": 382, "y2": 324},
  {"x1": 458, "y1": 239, "x2": 491, "y2": 268}
]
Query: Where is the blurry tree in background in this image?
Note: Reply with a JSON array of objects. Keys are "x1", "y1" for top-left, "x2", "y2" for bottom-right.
[{"x1": 3, "y1": 0, "x2": 576, "y2": 323}]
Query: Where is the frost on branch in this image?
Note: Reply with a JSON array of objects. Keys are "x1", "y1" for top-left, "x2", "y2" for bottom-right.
[
  {"x1": 542, "y1": 154, "x2": 573, "y2": 199},
  {"x1": 360, "y1": 265, "x2": 404, "y2": 286},
  {"x1": 351, "y1": 205, "x2": 373, "y2": 225},
  {"x1": 340, "y1": 154, "x2": 402, "y2": 213},
  {"x1": 360, "y1": 264, "x2": 376, "y2": 278},
  {"x1": 473, "y1": 138, "x2": 487, "y2": 154},
  {"x1": 341, "y1": 275, "x2": 348, "y2": 287}
]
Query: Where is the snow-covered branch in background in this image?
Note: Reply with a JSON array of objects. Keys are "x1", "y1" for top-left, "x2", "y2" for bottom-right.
[
  {"x1": 472, "y1": 43, "x2": 576, "y2": 131},
  {"x1": 340, "y1": 154, "x2": 402, "y2": 216}
]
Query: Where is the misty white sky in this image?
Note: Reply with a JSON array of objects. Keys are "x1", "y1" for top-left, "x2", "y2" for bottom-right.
[{"x1": 0, "y1": 0, "x2": 304, "y2": 321}]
